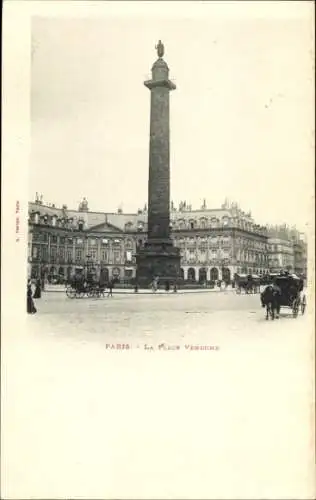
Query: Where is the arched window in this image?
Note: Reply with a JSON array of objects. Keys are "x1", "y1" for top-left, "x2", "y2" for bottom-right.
[
  {"x1": 222, "y1": 267, "x2": 231, "y2": 283},
  {"x1": 210, "y1": 267, "x2": 219, "y2": 281},
  {"x1": 100, "y1": 267, "x2": 109, "y2": 283},
  {"x1": 210, "y1": 218, "x2": 218, "y2": 228},
  {"x1": 200, "y1": 218, "x2": 207, "y2": 229},
  {"x1": 198, "y1": 268, "x2": 207, "y2": 283},
  {"x1": 188, "y1": 268, "x2": 196, "y2": 281}
]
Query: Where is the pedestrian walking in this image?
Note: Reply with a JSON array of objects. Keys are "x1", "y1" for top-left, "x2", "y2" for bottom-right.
[
  {"x1": 165, "y1": 280, "x2": 170, "y2": 292},
  {"x1": 27, "y1": 281, "x2": 37, "y2": 314},
  {"x1": 33, "y1": 278, "x2": 42, "y2": 299},
  {"x1": 107, "y1": 279, "x2": 114, "y2": 297}
]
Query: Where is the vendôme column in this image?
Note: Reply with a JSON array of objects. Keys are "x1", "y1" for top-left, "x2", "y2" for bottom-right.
[{"x1": 136, "y1": 41, "x2": 180, "y2": 286}]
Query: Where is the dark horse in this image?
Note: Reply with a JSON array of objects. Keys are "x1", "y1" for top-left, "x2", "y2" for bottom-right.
[{"x1": 260, "y1": 285, "x2": 281, "y2": 320}]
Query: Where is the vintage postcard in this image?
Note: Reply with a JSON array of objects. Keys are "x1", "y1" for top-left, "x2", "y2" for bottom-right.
[{"x1": 2, "y1": 1, "x2": 315, "y2": 499}]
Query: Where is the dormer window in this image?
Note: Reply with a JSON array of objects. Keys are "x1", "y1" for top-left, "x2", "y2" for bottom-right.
[
  {"x1": 124, "y1": 222, "x2": 133, "y2": 232},
  {"x1": 222, "y1": 216, "x2": 229, "y2": 226},
  {"x1": 78, "y1": 220, "x2": 84, "y2": 231},
  {"x1": 34, "y1": 213, "x2": 39, "y2": 224},
  {"x1": 102, "y1": 239, "x2": 109, "y2": 245},
  {"x1": 52, "y1": 215, "x2": 57, "y2": 227}
]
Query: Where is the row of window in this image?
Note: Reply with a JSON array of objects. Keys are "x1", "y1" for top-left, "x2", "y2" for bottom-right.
[
  {"x1": 31, "y1": 234, "x2": 135, "y2": 247},
  {"x1": 32, "y1": 243, "x2": 268, "y2": 262},
  {"x1": 32, "y1": 247, "x2": 133, "y2": 263},
  {"x1": 31, "y1": 232, "x2": 268, "y2": 251},
  {"x1": 170, "y1": 220, "x2": 264, "y2": 231}
]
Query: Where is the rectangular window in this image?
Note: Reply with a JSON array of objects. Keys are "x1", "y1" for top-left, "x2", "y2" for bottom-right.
[
  {"x1": 90, "y1": 249, "x2": 97, "y2": 261},
  {"x1": 33, "y1": 232, "x2": 41, "y2": 241},
  {"x1": 75, "y1": 249, "x2": 82, "y2": 261},
  {"x1": 67, "y1": 250, "x2": 72, "y2": 262},
  {"x1": 114, "y1": 251, "x2": 121, "y2": 263},
  {"x1": 42, "y1": 246, "x2": 48, "y2": 261},
  {"x1": 101, "y1": 250, "x2": 108, "y2": 262}
]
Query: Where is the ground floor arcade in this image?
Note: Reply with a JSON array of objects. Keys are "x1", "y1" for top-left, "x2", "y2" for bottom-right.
[{"x1": 29, "y1": 263, "x2": 270, "y2": 283}]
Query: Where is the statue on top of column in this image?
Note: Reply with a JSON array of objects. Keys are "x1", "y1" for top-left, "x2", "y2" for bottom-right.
[{"x1": 155, "y1": 40, "x2": 165, "y2": 58}]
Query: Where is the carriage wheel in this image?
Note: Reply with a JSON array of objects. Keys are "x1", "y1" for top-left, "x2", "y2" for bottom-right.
[
  {"x1": 292, "y1": 301, "x2": 299, "y2": 318},
  {"x1": 66, "y1": 287, "x2": 76, "y2": 299}
]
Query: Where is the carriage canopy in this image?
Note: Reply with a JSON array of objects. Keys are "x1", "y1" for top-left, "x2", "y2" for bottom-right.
[{"x1": 273, "y1": 274, "x2": 303, "y2": 293}]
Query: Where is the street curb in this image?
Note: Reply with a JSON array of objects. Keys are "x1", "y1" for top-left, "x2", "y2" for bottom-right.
[{"x1": 42, "y1": 289, "x2": 236, "y2": 295}]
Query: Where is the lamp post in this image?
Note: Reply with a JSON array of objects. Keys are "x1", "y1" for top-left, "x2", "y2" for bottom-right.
[{"x1": 85, "y1": 254, "x2": 94, "y2": 281}]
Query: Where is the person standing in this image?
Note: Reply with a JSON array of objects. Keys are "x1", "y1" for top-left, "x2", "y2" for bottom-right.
[
  {"x1": 107, "y1": 279, "x2": 114, "y2": 297},
  {"x1": 27, "y1": 281, "x2": 37, "y2": 314}
]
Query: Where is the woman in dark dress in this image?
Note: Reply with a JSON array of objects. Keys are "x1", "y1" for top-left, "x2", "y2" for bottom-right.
[
  {"x1": 27, "y1": 281, "x2": 37, "y2": 314},
  {"x1": 33, "y1": 278, "x2": 42, "y2": 299}
]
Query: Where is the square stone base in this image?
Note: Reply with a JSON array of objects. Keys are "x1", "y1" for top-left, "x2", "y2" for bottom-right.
[{"x1": 136, "y1": 244, "x2": 181, "y2": 287}]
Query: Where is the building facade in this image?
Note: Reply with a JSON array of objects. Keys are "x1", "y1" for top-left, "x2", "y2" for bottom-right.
[
  {"x1": 267, "y1": 225, "x2": 307, "y2": 277},
  {"x1": 268, "y1": 238, "x2": 295, "y2": 273},
  {"x1": 28, "y1": 196, "x2": 272, "y2": 283}
]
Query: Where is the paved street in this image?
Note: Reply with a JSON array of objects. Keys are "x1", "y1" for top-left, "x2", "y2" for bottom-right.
[
  {"x1": 3, "y1": 291, "x2": 313, "y2": 499},
  {"x1": 27, "y1": 289, "x2": 308, "y2": 349}
]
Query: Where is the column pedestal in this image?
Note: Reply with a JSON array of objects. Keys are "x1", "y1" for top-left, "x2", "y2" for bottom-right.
[{"x1": 136, "y1": 242, "x2": 180, "y2": 286}]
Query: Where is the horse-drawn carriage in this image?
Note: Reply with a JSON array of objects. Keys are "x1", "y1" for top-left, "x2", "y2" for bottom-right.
[
  {"x1": 66, "y1": 275, "x2": 107, "y2": 299},
  {"x1": 260, "y1": 273, "x2": 306, "y2": 319},
  {"x1": 235, "y1": 274, "x2": 260, "y2": 294}
]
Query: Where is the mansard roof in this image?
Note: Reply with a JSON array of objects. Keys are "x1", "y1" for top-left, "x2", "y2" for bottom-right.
[{"x1": 28, "y1": 201, "x2": 267, "y2": 232}]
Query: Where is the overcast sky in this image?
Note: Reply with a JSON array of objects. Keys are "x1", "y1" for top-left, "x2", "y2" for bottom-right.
[{"x1": 30, "y1": 2, "x2": 314, "y2": 230}]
